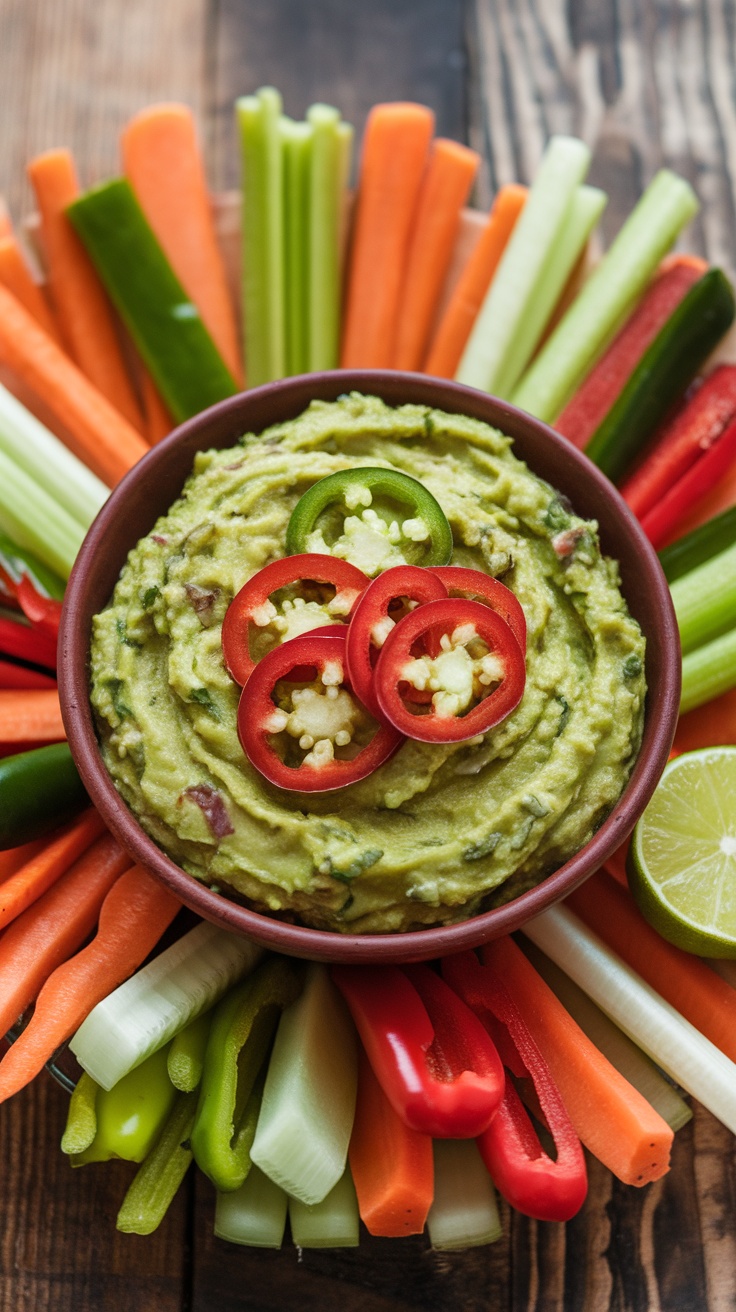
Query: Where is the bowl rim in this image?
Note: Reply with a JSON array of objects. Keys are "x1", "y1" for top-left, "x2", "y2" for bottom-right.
[{"x1": 58, "y1": 370, "x2": 681, "y2": 963}]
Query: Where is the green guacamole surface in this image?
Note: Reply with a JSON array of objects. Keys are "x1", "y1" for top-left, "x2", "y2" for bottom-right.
[{"x1": 90, "y1": 394, "x2": 646, "y2": 933}]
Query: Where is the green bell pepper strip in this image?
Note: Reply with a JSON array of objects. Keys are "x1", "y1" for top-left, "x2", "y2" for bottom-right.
[
  {"x1": 167, "y1": 1009, "x2": 212, "y2": 1092},
  {"x1": 116, "y1": 1089, "x2": 198, "y2": 1236},
  {"x1": 0, "y1": 744, "x2": 88, "y2": 850},
  {"x1": 71, "y1": 1044, "x2": 176, "y2": 1165},
  {"x1": 285, "y1": 467, "x2": 453, "y2": 575},
  {"x1": 190, "y1": 957, "x2": 303, "y2": 1192},
  {"x1": 61, "y1": 1071, "x2": 99, "y2": 1156}
]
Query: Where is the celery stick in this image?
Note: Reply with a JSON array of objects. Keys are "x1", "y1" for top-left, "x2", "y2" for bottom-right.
[
  {"x1": 250, "y1": 963, "x2": 357, "y2": 1205},
  {"x1": 512, "y1": 169, "x2": 700, "y2": 422},
  {"x1": 0, "y1": 446, "x2": 85, "y2": 578},
  {"x1": 455, "y1": 136, "x2": 591, "y2": 395},
  {"x1": 670, "y1": 538, "x2": 736, "y2": 654},
  {"x1": 214, "y1": 1166, "x2": 288, "y2": 1248},
  {"x1": 427, "y1": 1140, "x2": 503, "y2": 1251},
  {"x1": 308, "y1": 103, "x2": 346, "y2": 372},
  {"x1": 0, "y1": 383, "x2": 107, "y2": 529},
  {"x1": 523, "y1": 906, "x2": 736, "y2": 1134},
  {"x1": 237, "y1": 87, "x2": 286, "y2": 385},
  {"x1": 522, "y1": 941, "x2": 692, "y2": 1131},
  {"x1": 281, "y1": 117, "x2": 313, "y2": 376},
  {"x1": 116, "y1": 1090, "x2": 197, "y2": 1235},
  {"x1": 680, "y1": 625, "x2": 736, "y2": 713},
  {"x1": 288, "y1": 1166, "x2": 359, "y2": 1248},
  {"x1": 336, "y1": 121, "x2": 355, "y2": 275},
  {"x1": 167, "y1": 1009, "x2": 211, "y2": 1092},
  {"x1": 60, "y1": 1072, "x2": 99, "y2": 1155}
]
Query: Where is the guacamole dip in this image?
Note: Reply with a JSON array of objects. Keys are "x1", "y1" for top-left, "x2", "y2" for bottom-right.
[{"x1": 90, "y1": 394, "x2": 646, "y2": 933}]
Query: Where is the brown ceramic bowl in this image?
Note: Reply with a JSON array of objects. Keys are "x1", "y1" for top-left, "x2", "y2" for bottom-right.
[{"x1": 58, "y1": 371, "x2": 680, "y2": 963}]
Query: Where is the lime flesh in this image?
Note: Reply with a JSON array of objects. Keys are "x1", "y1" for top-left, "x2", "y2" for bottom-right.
[{"x1": 629, "y1": 747, "x2": 736, "y2": 957}]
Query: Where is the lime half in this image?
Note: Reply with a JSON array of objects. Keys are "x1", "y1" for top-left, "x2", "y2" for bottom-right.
[{"x1": 629, "y1": 747, "x2": 736, "y2": 957}]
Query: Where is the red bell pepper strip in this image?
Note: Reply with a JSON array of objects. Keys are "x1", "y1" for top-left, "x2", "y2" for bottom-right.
[
  {"x1": 0, "y1": 659, "x2": 56, "y2": 691},
  {"x1": 555, "y1": 255, "x2": 707, "y2": 447},
  {"x1": 374, "y1": 597, "x2": 525, "y2": 743},
  {"x1": 442, "y1": 950, "x2": 588, "y2": 1223},
  {"x1": 640, "y1": 415, "x2": 736, "y2": 549},
  {"x1": 0, "y1": 617, "x2": 57, "y2": 671},
  {"x1": 331, "y1": 962, "x2": 505, "y2": 1138},
  {"x1": 16, "y1": 575, "x2": 64, "y2": 641},
  {"x1": 221, "y1": 554, "x2": 369, "y2": 688},
  {"x1": 237, "y1": 632, "x2": 402, "y2": 792},
  {"x1": 429, "y1": 566, "x2": 527, "y2": 653}
]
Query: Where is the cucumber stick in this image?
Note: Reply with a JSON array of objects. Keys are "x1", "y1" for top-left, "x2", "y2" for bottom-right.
[
  {"x1": 659, "y1": 505, "x2": 736, "y2": 584},
  {"x1": 585, "y1": 269, "x2": 735, "y2": 482},
  {"x1": 68, "y1": 181, "x2": 238, "y2": 424},
  {"x1": 455, "y1": 135, "x2": 591, "y2": 395}
]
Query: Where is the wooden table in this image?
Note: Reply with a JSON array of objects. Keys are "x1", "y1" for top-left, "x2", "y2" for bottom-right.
[{"x1": 1, "y1": 1, "x2": 735, "y2": 1308}]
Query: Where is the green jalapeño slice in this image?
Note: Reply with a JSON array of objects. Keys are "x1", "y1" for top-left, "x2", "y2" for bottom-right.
[{"x1": 285, "y1": 467, "x2": 453, "y2": 577}]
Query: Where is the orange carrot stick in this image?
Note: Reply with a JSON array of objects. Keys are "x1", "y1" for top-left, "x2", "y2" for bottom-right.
[
  {"x1": 0, "y1": 199, "x2": 12, "y2": 240},
  {"x1": 392, "y1": 138, "x2": 479, "y2": 372},
  {"x1": 27, "y1": 149, "x2": 145, "y2": 432},
  {"x1": 0, "y1": 864, "x2": 180, "y2": 1101},
  {"x1": 0, "y1": 689, "x2": 65, "y2": 746},
  {"x1": 0, "y1": 284, "x2": 149, "y2": 485},
  {"x1": 341, "y1": 103, "x2": 434, "y2": 368},
  {"x1": 348, "y1": 1046, "x2": 434, "y2": 1237},
  {"x1": 0, "y1": 836, "x2": 47, "y2": 883},
  {"x1": 140, "y1": 369, "x2": 174, "y2": 444},
  {"x1": 121, "y1": 104, "x2": 243, "y2": 386},
  {"x1": 0, "y1": 832, "x2": 132, "y2": 1036},
  {"x1": 0, "y1": 235, "x2": 62, "y2": 343},
  {"x1": 674, "y1": 686, "x2": 736, "y2": 753},
  {"x1": 482, "y1": 936, "x2": 673, "y2": 1186},
  {"x1": 567, "y1": 870, "x2": 736, "y2": 1066},
  {"x1": 0, "y1": 810, "x2": 105, "y2": 931},
  {"x1": 424, "y1": 184, "x2": 527, "y2": 378}
]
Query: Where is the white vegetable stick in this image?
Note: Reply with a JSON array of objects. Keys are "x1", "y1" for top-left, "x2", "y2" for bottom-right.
[{"x1": 0, "y1": 381, "x2": 107, "y2": 528}]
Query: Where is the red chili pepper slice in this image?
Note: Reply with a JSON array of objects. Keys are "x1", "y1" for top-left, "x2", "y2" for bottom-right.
[
  {"x1": 430, "y1": 566, "x2": 527, "y2": 653},
  {"x1": 442, "y1": 951, "x2": 587, "y2": 1223},
  {"x1": 16, "y1": 575, "x2": 64, "y2": 642},
  {"x1": 374, "y1": 598, "x2": 525, "y2": 743},
  {"x1": 332, "y1": 962, "x2": 505, "y2": 1138},
  {"x1": 237, "y1": 633, "x2": 402, "y2": 792},
  {"x1": 344, "y1": 565, "x2": 448, "y2": 719},
  {"x1": 0, "y1": 616, "x2": 57, "y2": 671},
  {"x1": 222, "y1": 554, "x2": 369, "y2": 687}
]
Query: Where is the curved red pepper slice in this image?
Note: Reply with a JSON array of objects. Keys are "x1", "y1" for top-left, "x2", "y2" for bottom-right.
[
  {"x1": 374, "y1": 598, "x2": 525, "y2": 743},
  {"x1": 237, "y1": 633, "x2": 403, "y2": 792},
  {"x1": 332, "y1": 962, "x2": 505, "y2": 1138},
  {"x1": 16, "y1": 575, "x2": 64, "y2": 642},
  {"x1": 344, "y1": 565, "x2": 448, "y2": 720},
  {"x1": 430, "y1": 566, "x2": 527, "y2": 653},
  {"x1": 222, "y1": 554, "x2": 369, "y2": 687}
]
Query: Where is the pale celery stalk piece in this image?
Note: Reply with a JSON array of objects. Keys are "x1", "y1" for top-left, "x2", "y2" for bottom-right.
[
  {"x1": 522, "y1": 906, "x2": 736, "y2": 1135},
  {"x1": 288, "y1": 1165, "x2": 360, "y2": 1248},
  {"x1": 250, "y1": 963, "x2": 358, "y2": 1205},
  {"x1": 670, "y1": 538, "x2": 736, "y2": 655},
  {"x1": 281, "y1": 116, "x2": 313, "y2": 377},
  {"x1": 214, "y1": 1166, "x2": 288, "y2": 1249},
  {"x1": 0, "y1": 445, "x2": 85, "y2": 578},
  {"x1": 680, "y1": 626, "x2": 736, "y2": 713},
  {"x1": 60, "y1": 1071, "x2": 100, "y2": 1155},
  {"x1": 497, "y1": 184, "x2": 607, "y2": 397},
  {"x1": 336, "y1": 120, "x2": 355, "y2": 276},
  {"x1": 69, "y1": 923, "x2": 263, "y2": 1090},
  {"x1": 0, "y1": 382, "x2": 107, "y2": 529},
  {"x1": 167, "y1": 1008, "x2": 211, "y2": 1092},
  {"x1": 455, "y1": 135, "x2": 591, "y2": 395},
  {"x1": 512, "y1": 168, "x2": 700, "y2": 421},
  {"x1": 237, "y1": 86, "x2": 285, "y2": 385},
  {"x1": 523, "y1": 940, "x2": 692, "y2": 1131},
  {"x1": 308, "y1": 103, "x2": 345, "y2": 372},
  {"x1": 427, "y1": 1139, "x2": 503, "y2": 1251}
]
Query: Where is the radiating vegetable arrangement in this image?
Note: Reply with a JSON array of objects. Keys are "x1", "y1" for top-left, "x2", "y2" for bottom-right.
[{"x1": 3, "y1": 83, "x2": 736, "y2": 1254}]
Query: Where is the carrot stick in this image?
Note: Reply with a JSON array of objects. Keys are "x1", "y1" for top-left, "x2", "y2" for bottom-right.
[
  {"x1": 0, "y1": 836, "x2": 47, "y2": 883},
  {"x1": 0, "y1": 284, "x2": 149, "y2": 486},
  {"x1": 567, "y1": 871, "x2": 736, "y2": 1066},
  {"x1": 0, "y1": 689, "x2": 65, "y2": 745},
  {"x1": 0, "y1": 832, "x2": 132, "y2": 1035},
  {"x1": 121, "y1": 104, "x2": 243, "y2": 387},
  {"x1": 424, "y1": 184, "x2": 527, "y2": 378},
  {"x1": 482, "y1": 936, "x2": 673, "y2": 1186},
  {"x1": 140, "y1": 370, "x2": 173, "y2": 444},
  {"x1": 0, "y1": 864, "x2": 180, "y2": 1101},
  {"x1": 341, "y1": 102, "x2": 434, "y2": 368},
  {"x1": 392, "y1": 138, "x2": 479, "y2": 371},
  {"x1": 27, "y1": 150, "x2": 144, "y2": 432},
  {"x1": 0, "y1": 810, "x2": 105, "y2": 931},
  {"x1": 674, "y1": 686, "x2": 736, "y2": 753},
  {"x1": 0, "y1": 235, "x2": 62, "y2": 344},
  {"x1": 0, "y1": 199, "x2": 12, "y2": 240},
  {"x1": 348, "y1": 1046, "x2": 434, "y2": 1237}
]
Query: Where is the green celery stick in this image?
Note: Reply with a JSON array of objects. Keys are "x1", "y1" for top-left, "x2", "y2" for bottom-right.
[
  {"x1": 237, "y1": 87, "x2": 286, "y2": 385},
  {"x1": 0, "y1": 382, "x2": 107, "y2": 530},
  {"x1": 308, "y1": 103, "x2": 348, "y2": 372},
  {"x1": 116, "y1": 1090, "x2": 197, "y2": 1235},
  {"x1": 670, "y1": 536, "x2": 736, "y2": 654},
  {"x1": 512, "y1": 169, "x2": 700, "y2": 421},
  {"x1": 167, "y1": 1009, "x2": 211, "y2": 1092},
  {"x1": 68, "y1": 181, "x2": 238, "y2": 424},
  {"x1": 281, "y1": 116, "x2": 313, "y2": 376},
  {"x1": 680, "y1": 626, "x2": 736, "y2": 713},
  {"x1": 0, "y1": 446, "x2": 85, "y2": 578},
  {"x1": 214, "y1": 1166, "x2": 288, "y2": 1248},
  {"x1": 336, "y1": 120, "x2": 355, "y2": 276},
  {"x1": 456, "y1": 135, "x2": 591, "y2": 395},
  {"x1": 427, "y1": 1140, "x2": 503, "y2": 1250},
  {"x1": 288, "y1": 1166, "x2": 359, "y2": 1248}
]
